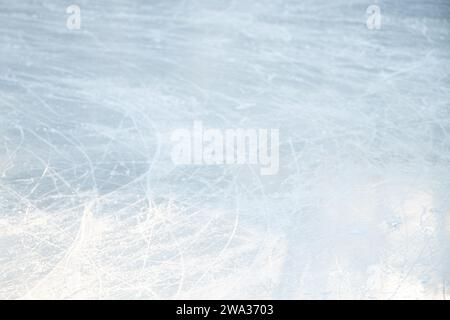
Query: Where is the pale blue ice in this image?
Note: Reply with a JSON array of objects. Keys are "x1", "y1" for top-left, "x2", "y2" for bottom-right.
[{"x1": 0, "y1": 0, "x2": 449, "y2": 299}]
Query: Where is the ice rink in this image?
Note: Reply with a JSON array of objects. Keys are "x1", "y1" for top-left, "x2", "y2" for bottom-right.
[{"x1": 0, "y1": 0, "x2": 449, "y2": 299}]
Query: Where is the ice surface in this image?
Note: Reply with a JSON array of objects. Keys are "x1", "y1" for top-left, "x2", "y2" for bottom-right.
[{"x1": 0, "y1": 0, "x2": 449, "y2": 299}]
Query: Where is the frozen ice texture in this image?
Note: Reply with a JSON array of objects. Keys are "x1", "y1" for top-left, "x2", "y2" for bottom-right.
[{"x1": 0, "y1": 0, "x2": 449, "y2": 299}]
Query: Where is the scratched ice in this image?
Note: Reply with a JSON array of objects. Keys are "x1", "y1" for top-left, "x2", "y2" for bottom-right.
[{"x1": 0, "y1": 0, "x2": 449, "y2": 299}]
